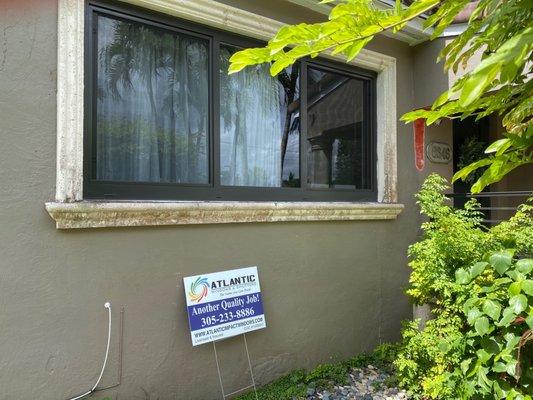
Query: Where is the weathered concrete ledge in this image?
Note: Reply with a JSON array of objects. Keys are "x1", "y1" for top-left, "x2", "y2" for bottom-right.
[{"x1": 45, "y1": 201, "x2": 404, "y2": 229}]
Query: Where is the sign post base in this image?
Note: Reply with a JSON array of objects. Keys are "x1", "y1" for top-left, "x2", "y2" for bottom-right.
[{"x1": 212, "y1": 333, "x2": 259, "y2": 400}]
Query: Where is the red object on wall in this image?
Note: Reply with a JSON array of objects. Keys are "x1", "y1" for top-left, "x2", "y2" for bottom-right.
[{"x1": 413, "y1": 118, "x2": 426, "y2": 171}]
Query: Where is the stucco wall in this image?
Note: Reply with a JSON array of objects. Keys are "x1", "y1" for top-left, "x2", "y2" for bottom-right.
[
  {"x1": 412, "y1": 39, "x2": 454, "y2": 184},
  {"x1": 0, "y1": 1, "x2": 426, "y2": 399}
]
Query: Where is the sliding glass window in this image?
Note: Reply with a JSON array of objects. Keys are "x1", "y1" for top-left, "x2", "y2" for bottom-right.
[{"x1": 84, "y1": 1, "x2": 376, "y2": 201}]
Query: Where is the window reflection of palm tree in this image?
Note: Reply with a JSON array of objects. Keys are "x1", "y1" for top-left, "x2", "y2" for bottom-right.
[
  {"x1": 220, "y1": 45, "x2": 300, "y2": 186},
  {"x1": 101, "y1": 22, "x2": 167, "y2": 175},
  {"x1": 100, "y1": 20, "x2": 207, "y2": 182},
  {"x1": 278, "y1": 66, "x2": 300, "y2": 173}
]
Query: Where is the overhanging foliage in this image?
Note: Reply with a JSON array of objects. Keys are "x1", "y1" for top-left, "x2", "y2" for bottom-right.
[{"x1": 229, "y1": 0, "x2": 533, "y2": 193}]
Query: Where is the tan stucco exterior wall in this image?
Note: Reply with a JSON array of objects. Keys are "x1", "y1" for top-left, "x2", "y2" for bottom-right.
[
  {"x1": 411, "y1": 39, "x2": 455, "y2": 183},
  {"x1": 0, "y1": 1, "x2": 435, "y2": 399}
]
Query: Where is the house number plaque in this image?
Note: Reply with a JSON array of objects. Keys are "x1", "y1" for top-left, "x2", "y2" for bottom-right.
[{"x1": 426, "y1": 141, "x2": 452, "y2": 164}]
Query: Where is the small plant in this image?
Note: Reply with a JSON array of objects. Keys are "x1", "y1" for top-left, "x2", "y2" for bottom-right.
[
  {"x1": 304, "y1": 362, "x2": 348, "y2": 385},
  {"x1": 371, "y1": 380, "x2": 383, "y2": 391}
]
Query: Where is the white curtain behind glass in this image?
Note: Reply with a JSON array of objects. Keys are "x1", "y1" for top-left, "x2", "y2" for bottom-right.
[
  {"x1": 96, "y1": 16, "x2": 209, "y2": 184},
  {"x1": 219, "y1": 47, "x2": 284, "y2": 187}
]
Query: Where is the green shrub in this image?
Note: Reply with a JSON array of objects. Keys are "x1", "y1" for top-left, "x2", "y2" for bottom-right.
[
  {"x1": 456, "y1": 252, "x2": 533, "y2": 399},
  {"x1": 396, "y1": 174, "x2": 533, "y2": 399}
]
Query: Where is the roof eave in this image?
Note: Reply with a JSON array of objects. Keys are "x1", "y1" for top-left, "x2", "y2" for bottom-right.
[{"x1": 285, "y1": 0, "x2": 433, "y2": 45}]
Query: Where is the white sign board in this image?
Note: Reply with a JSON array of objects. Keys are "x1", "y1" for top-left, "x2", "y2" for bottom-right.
[{"x1": 183, "y1": 267, "x2": 266, "y2": 346}]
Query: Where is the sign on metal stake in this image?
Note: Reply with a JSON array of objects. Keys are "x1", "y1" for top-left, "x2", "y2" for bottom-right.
[{"x1": 183, "y1": 266, "x2": 266, "y2": 399}]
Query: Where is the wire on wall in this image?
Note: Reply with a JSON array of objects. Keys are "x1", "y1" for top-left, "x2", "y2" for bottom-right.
[
  {"x1": 95, "y1": 307, "x2": 124, "y2": 392},
  {"x1": 64, "y1": 302, "x2": 112, "y2": 400}
]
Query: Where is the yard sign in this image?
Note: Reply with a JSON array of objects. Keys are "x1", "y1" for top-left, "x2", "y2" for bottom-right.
[{"x1": 183, "y1": 266, "x2": 266, "y2": 346}]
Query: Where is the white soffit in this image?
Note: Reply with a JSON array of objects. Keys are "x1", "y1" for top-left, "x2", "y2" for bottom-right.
[
  {"x1": 286, "y1": 0, "x2": 432, "y2": 45},
  {"x1": 440, "y1": 22, "x2": 469, "y2": 38}
]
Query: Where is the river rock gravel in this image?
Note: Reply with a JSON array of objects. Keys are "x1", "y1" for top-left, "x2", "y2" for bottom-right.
[{"x1": 305, "y1": 365, "x2": 409, "y2": 400}]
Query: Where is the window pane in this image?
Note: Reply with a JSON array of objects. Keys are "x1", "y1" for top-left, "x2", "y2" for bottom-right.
[
  {"x1": 95, "y1": 15, "x2": 209, "y2": 184},
  {"x1": 306, "y1": 67, "x2": 371, "y2": 190},
  {"x1": 219, "y1": 45, "x2": 300, "y2": 188}
]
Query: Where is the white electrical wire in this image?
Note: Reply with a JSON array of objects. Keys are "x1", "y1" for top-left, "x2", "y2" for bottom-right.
[{"x1": 65, "y1": 302, "x2": 112, "y2": 400}]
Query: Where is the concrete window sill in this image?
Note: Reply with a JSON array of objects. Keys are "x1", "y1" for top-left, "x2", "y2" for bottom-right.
[{"x1": 45, "y1": 201, "x2": 404, "y2": 229}]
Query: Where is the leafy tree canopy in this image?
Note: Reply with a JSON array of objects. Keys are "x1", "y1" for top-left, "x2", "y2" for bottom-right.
[{"x1": 229, "y1": 0, "x2": 533, "y2": 193}]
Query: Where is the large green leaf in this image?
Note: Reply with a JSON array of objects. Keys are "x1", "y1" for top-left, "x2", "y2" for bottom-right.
[
  {"x1": 498, "y1": 307, "x2": 517, "y2": 327},
  {"x1": 345, "y1": 37, "x2": 373, "y2": 61},
  {"x1": 452, "y1": 158, "x2": 492, "y2": 183},
  {"x1": 456, "y1": 268, "x2": 471, "y2": 284},
  {"x1": 506, "y1": 360, "x2": 519, "y2": 378},
  {"x1": 475, "y1": 316, "x2": 490, "y2": 336},
  {"x1": 509, "y1": 294, "x2": 528, "y2": 314},
  {"x1": 470, "y1": 262, "x2": 488, "y2": 280},
  {"x1": 508, "y1": 281, "x2": 522, "y2": 296},
  {"x1": 457, "y1": 27, "x2": 533, "y2": 107},
  {"x1": 470, "y1": 156, "x2": 523, "y2": 193},
  {"x1": 493, "y1": 362, "x2": 507, "y2": 373},
  {"x1": 475, "y1": 348, "x2": 492, "y2": 364},
  {"x1": 482, "y1": 299, "x2": 502, "y2": 321},
  {"x1": 522, "y1": 279, "x2": 533, "y2": 296},
  {"x1": 458, "y1": 62, "x2": 500, "y2": 107},
  {"x1": 468, "y1": 307, "x2": 483, "y2": 325},
  {"x1": 489, "y1": 250, "x2": 514, "y2": 275},
  {"x1": 484, "y1": 138, "x2": 511, "y2": 155},
  {"x1": 481, "y1": 336, "x2": 501, "y2": 355},
  {"x1": 460, "y1": 358, "x2": 472, "y2": 374},
  {"x1": 516, "y1": 259, "x2": 533, "y2": 275}
]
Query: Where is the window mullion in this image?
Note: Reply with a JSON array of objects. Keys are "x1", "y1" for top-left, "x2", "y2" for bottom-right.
[
  {"x1": 371, "y1": 79, "x2": 378, "y2": 193},
  {"x1": 300, "y1": 60, "x2": 308, "y2": 197},
  {"x1": 212, "y1": 36, "x2": 221, "y2": 192},
  {"x1": 84, "y1": 8, "x2": 97, "y2": 195}
]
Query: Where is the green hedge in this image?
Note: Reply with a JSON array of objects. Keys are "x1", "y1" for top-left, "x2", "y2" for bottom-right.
[{"x1": 395, "y1": 174, "x2": 533, "y2": 399}]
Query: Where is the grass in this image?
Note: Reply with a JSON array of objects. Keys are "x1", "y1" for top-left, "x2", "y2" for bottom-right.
[{"x1": 234, "y1": 343, "x2": 400, "y2": 400}]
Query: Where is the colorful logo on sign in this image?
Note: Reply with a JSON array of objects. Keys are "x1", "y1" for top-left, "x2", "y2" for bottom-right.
[{"x1": 188, "y1": 277, "x2": 209, "y2": 303}]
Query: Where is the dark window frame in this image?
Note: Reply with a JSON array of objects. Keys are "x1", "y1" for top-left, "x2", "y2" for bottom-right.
[{"x1": 84, "y1": 0, "x2": 377, "y2": 201}]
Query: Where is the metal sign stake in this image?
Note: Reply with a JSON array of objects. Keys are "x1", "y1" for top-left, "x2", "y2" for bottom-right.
[
  {"x1": 243, "y1": 334, "x2": 258, "y2": 399},
  {"x1": 213, "y1": 340, "x2": 226, "y2": 399},
  {"x1": 212, "y1": 334, "x2": 259, "y2": 400}
]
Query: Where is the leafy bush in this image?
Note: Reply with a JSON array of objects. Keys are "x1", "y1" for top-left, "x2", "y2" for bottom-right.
[
  {"x1": 395, "y1": 174, "x2": 533, "y2": 399},
  {"x1": 457, "y1": 252, "x2": 533, "y2": 399}
]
